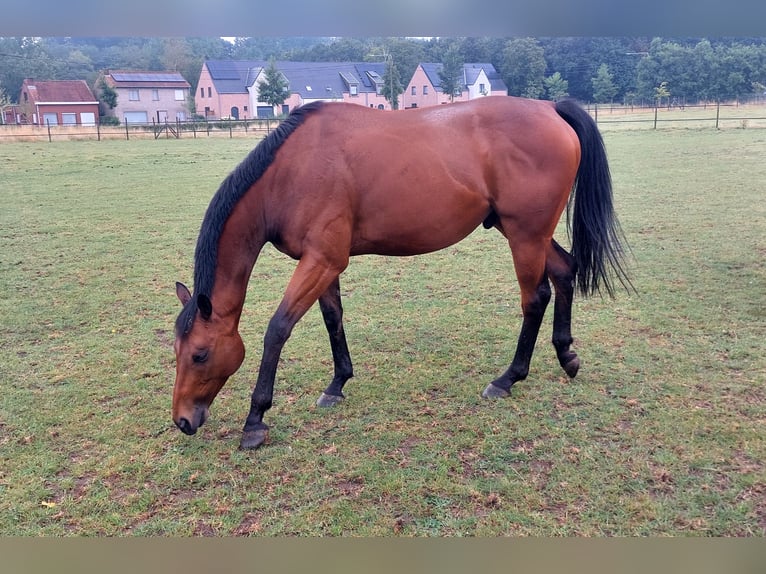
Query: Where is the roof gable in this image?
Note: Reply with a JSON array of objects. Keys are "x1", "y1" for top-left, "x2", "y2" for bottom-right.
[{"x1": 418, "y1": 63, "x2": 506, "y2": 92}]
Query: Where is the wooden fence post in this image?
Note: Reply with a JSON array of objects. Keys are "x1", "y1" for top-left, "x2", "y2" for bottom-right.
[{"x1": 715, "y1": 101, "x2": 720, "y2": 129}]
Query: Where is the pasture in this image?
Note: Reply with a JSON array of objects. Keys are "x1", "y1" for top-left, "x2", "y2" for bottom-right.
[{"x1": 0, "y1": 125, "x2": 764, "y2": 536}]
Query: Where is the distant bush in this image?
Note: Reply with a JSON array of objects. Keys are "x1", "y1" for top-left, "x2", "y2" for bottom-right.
[{"x1": 99, "y1": 116, "x2": 120, "y2": 126}]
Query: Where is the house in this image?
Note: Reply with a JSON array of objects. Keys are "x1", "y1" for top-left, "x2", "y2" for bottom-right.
[
  {"x1": 18, "y1": 79, "x2": 99, "y2": 126},
  {"x1": 102, "y1": 71, "x2": 191, "y2": 124},
  {"x1": 1, "y1": 104, "x2": 22, "y2": 125},
  {"x1": 196, "y1": 60, "x2": 392, "y2": 120},
  {"x1": 402, "y1": 63, "x2": 508, "y2": 109}
]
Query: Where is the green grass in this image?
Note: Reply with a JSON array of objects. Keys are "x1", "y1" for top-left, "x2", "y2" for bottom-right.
[{"x1": 0, "y1": 128, "x2": 764, "y2": 536}]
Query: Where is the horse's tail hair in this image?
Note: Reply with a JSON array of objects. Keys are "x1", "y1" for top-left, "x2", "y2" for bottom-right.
[{"x1": 555, "y1": 98, "x2": 633, "y2": 298}]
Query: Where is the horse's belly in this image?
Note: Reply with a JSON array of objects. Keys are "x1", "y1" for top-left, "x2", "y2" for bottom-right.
[{"x1": 350, "y1": 193, "x2": 490, "y2": 256}]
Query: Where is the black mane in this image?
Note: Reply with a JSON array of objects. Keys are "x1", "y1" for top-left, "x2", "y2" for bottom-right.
[{"x1": 175, "y1": 101, "x2": 324, "y2": 336}]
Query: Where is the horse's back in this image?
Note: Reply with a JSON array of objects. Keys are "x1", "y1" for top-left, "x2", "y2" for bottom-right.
[{"x1": 263, "y1": 97, "x2": 580, "y2": 258}]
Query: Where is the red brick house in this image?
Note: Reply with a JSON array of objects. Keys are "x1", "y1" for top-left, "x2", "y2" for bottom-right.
[{"x1": 18, "y1": 79, "x2": 99, "y2": 126}]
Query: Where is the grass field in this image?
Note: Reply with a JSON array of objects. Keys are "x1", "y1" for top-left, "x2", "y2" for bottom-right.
[{"x1": 1, "y1": 125, "x2": 764, "y2": 536}]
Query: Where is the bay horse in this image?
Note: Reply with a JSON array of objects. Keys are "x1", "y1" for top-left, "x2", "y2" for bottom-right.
[{"x1": 173, "y1": 96, "x2": 630, "y2": 450}]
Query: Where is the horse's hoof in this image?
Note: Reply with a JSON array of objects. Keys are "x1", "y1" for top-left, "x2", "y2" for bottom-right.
[
  {"x1": 481, "y1": 383, "x2": 510, "y2": 399},
  {"x1": 240, "y1": 428, "x2": 269, "y2": 450},
  {"x1": 564, "y1": 356, "x2": 580, "y2": 378},
  {"x1": 316, "y1": 392, "x2": 345, "y2": 408}
]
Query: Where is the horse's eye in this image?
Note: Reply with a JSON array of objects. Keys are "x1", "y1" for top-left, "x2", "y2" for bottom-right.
[{"x1": 192, "y1": 351, "x2": 209, "y2": 364}]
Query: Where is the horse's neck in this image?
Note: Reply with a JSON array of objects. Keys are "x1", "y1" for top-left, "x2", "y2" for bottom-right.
[{"x1": 210, "y1": 211, "x2": 266, "y2": 324}]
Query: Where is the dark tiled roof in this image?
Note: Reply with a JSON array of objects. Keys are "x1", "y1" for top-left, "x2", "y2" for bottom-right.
[
  {"x1": 23, "y1": 80, "x2": 97, "y2": 103},
  {"x1": 420, "y1": 63, "x2": 507, "y2": 92},
  {"x1": 205, "y1": 60, "x2": 388, "y2": 98}
]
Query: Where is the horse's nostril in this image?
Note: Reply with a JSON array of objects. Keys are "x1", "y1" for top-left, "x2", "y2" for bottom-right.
[{"x1": 176, "y1": 417, "x2": 196, "y2": 435}]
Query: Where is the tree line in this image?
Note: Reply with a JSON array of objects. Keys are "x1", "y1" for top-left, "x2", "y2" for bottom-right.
[{"x1": 1, "y1": 36, "x2": 765, "y2": 110}]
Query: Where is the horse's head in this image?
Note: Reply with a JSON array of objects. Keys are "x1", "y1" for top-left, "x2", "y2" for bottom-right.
[{"x1": 172, "y1": 282, "x2": 245, "y2": 435}]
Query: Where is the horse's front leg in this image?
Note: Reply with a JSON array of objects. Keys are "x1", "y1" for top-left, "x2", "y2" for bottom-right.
[
  {"x1": 239, "y1": 308, "x2": 293, "y2": 449},
  {"x1": 240, "y1": 254, "x2": 347, "y2": 450},
  {"x1": 316, "y1": 276, "x2": 354, "y2": 407}
]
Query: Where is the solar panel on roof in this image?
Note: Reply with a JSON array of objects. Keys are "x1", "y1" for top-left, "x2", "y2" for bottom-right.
[
  {"x1": 111, "y1": 73, "x2": 184, "y2": 82},
  {"x1": 208, "y1": 61, "x2": 245, "y2": 80}
]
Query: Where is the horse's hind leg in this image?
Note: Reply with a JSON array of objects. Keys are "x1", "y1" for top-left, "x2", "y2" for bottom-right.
[
  {"x1": 547, "y1": 239, "x2": 580, "y2": 378},
  {"x1": 483, "y1": 238, "x2": 551, "y2": 398},
  {"x1": 316, "y1": 276, "x2": 354, "y2": 407}
]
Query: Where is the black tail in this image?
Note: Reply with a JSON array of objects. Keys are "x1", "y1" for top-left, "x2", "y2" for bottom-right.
[{"x1": 555, "y1": 98, "x2": 633, "y2": 298}]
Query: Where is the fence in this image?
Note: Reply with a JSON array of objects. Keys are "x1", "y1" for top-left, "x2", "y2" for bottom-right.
[
  {"x1": 0, "y1": 117, "x2": 284, "y2": 143},
  {"x1": 588, "y1": 101, "x2": 766, "y2": 131},
  {"x1": 3, "y1": 102, "x2": 766, "y2": 142}
]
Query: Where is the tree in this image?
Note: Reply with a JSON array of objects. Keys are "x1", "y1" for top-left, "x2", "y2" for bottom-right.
[
  {"x1": 257, "y1": 60, "x2": 290, "y2": 115},
  {"x1": 500, "y1": 38, "x2": 546, "y2": 98},
  {"x1": 96, "y1": 76, "x2": 118, "y2": 111},
  {"x1": 544, "y1": 72, "x2": 569, "y2": 101},
  {"x1": 592, "y1": 64, "x2": 618, "y2": 103},
  {"x1": 0, "y1": 83, "x2": 12, "y2": 124},
  {"x1": 381, "y1": 57, "x2": 403, "y2": 110},
  {"x1": 654, "y1": 81, "x2": 671, "y2": 107},
  {"x1": 438, "y1": 45, "x2": 464, "y2": 102}
]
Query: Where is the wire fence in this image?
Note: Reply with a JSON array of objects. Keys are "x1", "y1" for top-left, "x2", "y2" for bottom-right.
[
  {"x1": 3, "y1": 101, "x2": 766, "y2": 143},
  {"x1": 0, "y1": 117, "x2": 284, "y2": 143},
  {"x1": 588, "y1": 101, "x2": 766, "y2": 131}
]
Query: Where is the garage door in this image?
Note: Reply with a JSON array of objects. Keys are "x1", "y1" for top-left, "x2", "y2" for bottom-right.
[{"x1": 123, "y1": 111, "x2": 148, "y2": 124}]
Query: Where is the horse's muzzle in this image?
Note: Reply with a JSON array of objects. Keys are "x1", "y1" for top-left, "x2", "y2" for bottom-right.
[{"x1": 174, "y1": 406, "x2": 208, "y2": 435}]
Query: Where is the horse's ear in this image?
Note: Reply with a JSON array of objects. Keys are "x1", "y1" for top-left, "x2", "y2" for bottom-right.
[
  {"x1": 198, "y1": 294, "x2": 213, "y2": 321},
  {"x1": 176, "y1": 282, "x2": 192, "y2": 306}
]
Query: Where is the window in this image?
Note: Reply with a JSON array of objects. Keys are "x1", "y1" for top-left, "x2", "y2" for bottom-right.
[
  {"x1": 423, "y1": 85, "x2": 428, "y2": 95},
  {"x1": 152, "y1": 89, "x2": 159, "y2": 101},
  {"x1": 43, "y1": 113, "x2": 58, "y2": 125},
  {"x1": 200, "y1": 87, "x2": 205, "y2": 98},
  {"x1": 411, "y1": 86, "x2": 416, "y2": 96},
  {"x1": 174, "y1": 89, "x2": 184, "y2": 101},
  {"x1": 479, "y1": 83, "x2": 486, "y2": 94},
  {"x1": 350, "y1": 85, "x2": 358, "y2": 96},
  {"x1": 62, "y1": 113, "x2": 77, "y2": 125},
  {"x1": 129, "y1": 89, "x2": 139, "y2": 101},
  {"x1": 207, "y1": 87, "x2": 211, "y2": 98}
]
